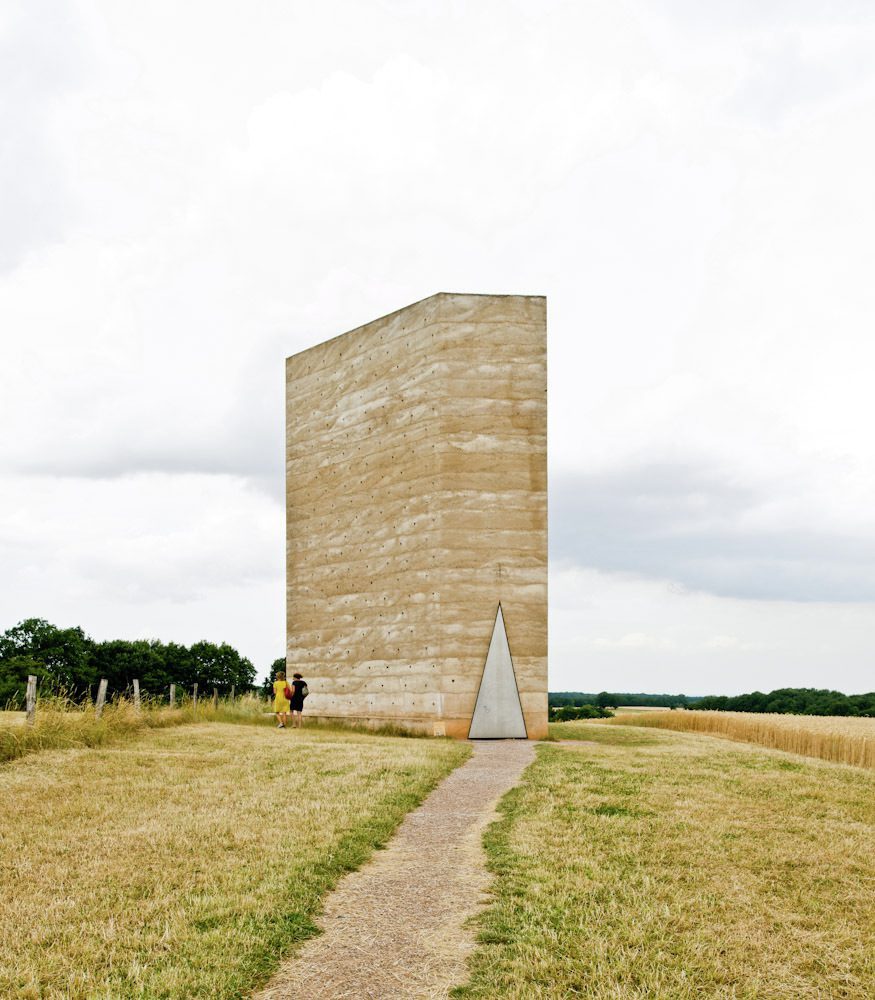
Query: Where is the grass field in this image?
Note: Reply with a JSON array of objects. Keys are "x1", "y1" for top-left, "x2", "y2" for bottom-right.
[
  {"x1": 455, "y1": 722, "x2": 875, "y2": 999},
  {"x1": 0, "y1": 722, "x2": 468, "y2": 999},
  {"x1": 608, "y1": 709, "x2": 875, "y2": 769},
  {"x1": 0, "y1": 695, "x2": 272, "y2": 766}
]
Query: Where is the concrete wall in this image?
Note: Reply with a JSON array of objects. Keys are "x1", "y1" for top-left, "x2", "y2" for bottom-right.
[{"x1": 286, "y1": 292, "x2": 547, "y2": 738}]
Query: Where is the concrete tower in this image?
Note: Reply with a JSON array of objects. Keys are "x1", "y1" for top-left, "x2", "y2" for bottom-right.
[{"x1": 285, "y1": 292, "x2": 547, "y2": 738}]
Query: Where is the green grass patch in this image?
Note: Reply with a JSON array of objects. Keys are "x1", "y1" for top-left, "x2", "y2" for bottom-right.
[
  {"x1": 0, "y1": 723, "x2": 469, "y2": 998},
  {"x1": 455, "y1": 729, "x2": 875, "y2": 998}
]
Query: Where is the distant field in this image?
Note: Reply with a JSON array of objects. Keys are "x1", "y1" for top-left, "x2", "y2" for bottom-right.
[
  {"x1": 612, "y1": 705, "x2": 676, "y2": 714},
  {"x1": 610, "y1": 709, "x2": 875, "y2": 769},
  {"x1": 0, "y1": 723, "x2": 468, "y2": 999},
  {"x1": 457, "y1": 722, "x2": 875, "y2": 999}
]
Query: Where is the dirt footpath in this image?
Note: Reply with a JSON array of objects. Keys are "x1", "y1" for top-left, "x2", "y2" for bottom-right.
[{"x1": 254, "y1": 739, "x2": 535, "y2": 1000}]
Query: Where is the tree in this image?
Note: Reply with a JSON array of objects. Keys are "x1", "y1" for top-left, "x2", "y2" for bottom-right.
[
  {"x1": 188, "y1": 641, "x2": 256, "y2": 696},
  {"x1": 261, "y1": 657, "x2": 286, "y2": 697},
  {"x1": 0, "y1": 618, "x2": 93, "y2": 699},
  {"x1": 0, "y1": 655, "x2": 46, "y2": 707},
  {"x1": 0, "y1": 618, "x2": 263, "y2": 705}
]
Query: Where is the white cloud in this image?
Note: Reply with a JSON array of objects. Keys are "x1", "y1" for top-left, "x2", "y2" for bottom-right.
[
  {"x1": 550, "y1": 566, "x2": 873, "y2": 695},
  {"x1": 0, "y1": 472, "x2": 283, "y2": 666},
  {"x1": 2, "y1": 0, "x2": 875, "y2": 689},
  {"x1": 593, "y1": 633, "x2": 678, "y2": 650}
]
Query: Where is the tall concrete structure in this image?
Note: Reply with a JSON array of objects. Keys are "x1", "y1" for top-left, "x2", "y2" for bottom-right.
[{"x1": 286, "y1": 292, "x2": 547, "y2": 738}]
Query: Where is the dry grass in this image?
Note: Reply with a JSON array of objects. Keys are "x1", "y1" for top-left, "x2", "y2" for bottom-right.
[
  {"x1": 456, "y1": 722, "x2": 875, "y2": 999},
  {"x1": 0, "y1": 694, "x2": 270, "y2": 765},
  {"x1": 0, "y1": 722, "x2": 468, "y2": 999},
  {"x1": 607, "y1": 709, "x2": 875, "y2": 769}
]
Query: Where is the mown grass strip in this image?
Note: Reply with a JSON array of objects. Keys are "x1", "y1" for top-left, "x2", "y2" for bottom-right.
[
  {"x1": 0, "y1": 723, "x2": 469, "y2": 999},
  {"x1": 455, "y1": 723, "x2": 875, "y2": 999}
]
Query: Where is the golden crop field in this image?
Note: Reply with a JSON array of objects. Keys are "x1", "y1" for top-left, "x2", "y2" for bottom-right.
[
  {"x1": 0, "y1": 722, "x2": 468, "y2": 999},
  {"x1": 608, "y1": 709, "x2": 875, "y2": 768}
]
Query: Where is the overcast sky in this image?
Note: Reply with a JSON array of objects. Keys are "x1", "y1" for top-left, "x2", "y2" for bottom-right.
[{"x1": 2, "y1": 0, "x2": 874, "y2": 694}]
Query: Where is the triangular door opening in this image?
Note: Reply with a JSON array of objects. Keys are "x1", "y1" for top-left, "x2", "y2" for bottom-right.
[{"x1": 468, "y1": 605, "x2": 528, "y2": 739}]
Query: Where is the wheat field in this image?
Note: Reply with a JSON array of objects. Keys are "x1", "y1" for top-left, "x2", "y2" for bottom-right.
[{"x1": 609, "y1": 709, "x2": 875, "y2": 768}]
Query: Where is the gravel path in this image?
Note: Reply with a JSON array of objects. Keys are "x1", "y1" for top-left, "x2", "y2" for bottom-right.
[{"x1": 254, "y1": 740, "x2": 535, "y2": 1000}]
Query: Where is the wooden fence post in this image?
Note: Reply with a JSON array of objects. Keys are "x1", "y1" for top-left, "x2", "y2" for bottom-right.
[
  {"x1": 95, "y1": 678, "x2": 108, "y2": 720},
  {"x1": 230, "y1": 685, "x2": 235, "y2": 702},
  {"x1": 192, "y1": 683, "x2": 198, "y2": 710},
  {"x1": 133, "y1": 679, "x2": 141, "y2": 712},
  {"x1": 25, "y1": 675, "x2": 37, "y2": 726},
  {"x1": 169, "y1": 683, "x2": 176, "y2": 708},
  {"x1": 212, "y1": 687, "x2": 218, "y2": 710}
]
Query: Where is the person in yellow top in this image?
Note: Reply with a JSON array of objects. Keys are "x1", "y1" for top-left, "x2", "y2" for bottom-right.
[{"x1": 273, "y1": 669, "x2": 291, "y2": 729}]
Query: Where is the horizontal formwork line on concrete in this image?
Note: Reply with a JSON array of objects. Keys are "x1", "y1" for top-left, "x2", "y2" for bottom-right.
[
  {"x1": 287, "y1": 532, "x2": 545, "y2": 560},
  {"x1": 287, "y1": 415, "x2": 545, "y2": 460},
  {"x1": 286, "y1": 304, "x2": 545, "y2": 369},
  {"x1": 287, "y1": 397, "x2": 439, "y2": 438},
  {"x1": 287, "y1": 401, "x2": 439, "y2": 432},
  {"x1": 287, "y1": 625, "x2": 544, "y2": 645},
  {"x1": 287, "y1": 488, "x2": 544, "y2": 511},
  {"x1": 286, "y1": 572, "x2": 546, "y2": 596},
  {"x1": 289, "y1": 471, "x2": 546, "y2": 503},
  {"x1": 286, "y1": 386, "x2": 544, "y2": 435},
  {"x1": 289, "y1": 326, "x2": 545, "y2": 375},
  {"x1": 288, "y1": 533, "x2": 547, "y2": 549},
  {"x1": 287, "y1": 578, "x2": 546, "y2": 603},
  {"x1": 287, "y1": 532, "x2": 443, "y2": 555},
  {"x1": 285, "y1": 419, "x2": 544, "y2": 465},
  {"x1": 288, "y1": 429, "x2": 544, "y2": 466},
  {"x1": 286, "y1": 643, "x2": 442, "y2": 660},
  {"x1": 288, "y1": 429, "x2": 545, "y2": 471},
  {"x1": 287, "y1": 352, "x2": 442, "y2": 382},
  {"x1": 286, "y1": 467, "x2": 441, "y2": 498},
  {"x1": 286, "y1": 418, "x2": 438, "y2": 454},
  {"x1": 287, "y1": 343, "x2": 545, "y2": 394},
  {"x1": 287, "y1": 587, "x2": 441, "y2": 604},
  {"x1": 288, "y1": 556, "x2": 547, "y2": 572},
  {"x1": 287, "y1": 583, "x2": 442, "y2": 599},
  {"x1": 313, "y1": 679, "x2": 481, "y2": 696},
  {"x1": 286, "y1": 513, "x2": 545, "y2": 536}
]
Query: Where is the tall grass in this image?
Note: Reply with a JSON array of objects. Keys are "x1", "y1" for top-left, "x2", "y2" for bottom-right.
[
  {"x1": 0, "y1": 693, "x2": 269, "y2": 766},
  {"x1": 608, "y1": 709, "x2": 875, "y2": 768}
]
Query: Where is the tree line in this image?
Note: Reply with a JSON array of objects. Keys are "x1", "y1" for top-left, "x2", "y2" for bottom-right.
[
  {"x1": 695, "y1": 687, "x2": 875, "y2": 717},
  {"x1": 549, "y1": 688, "x2": 875, "y2": 716},
  {"x1": 549, "y1": 691, "x2": 697, "y2": 709},
  {"x1": 549, "y1": 703, "x2": 613, "y2": 721},
  {"x1": 0, "y1": 618, "x2": 258, "y2": 707}
]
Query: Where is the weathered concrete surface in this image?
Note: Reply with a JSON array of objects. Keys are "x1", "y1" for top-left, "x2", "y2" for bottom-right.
[
  {"x1": 253, "y1": 740, "x2": 536, "y2": 1000},
  {"x1": 286, "y1": 292, "x2": 547, "y2": 739}
]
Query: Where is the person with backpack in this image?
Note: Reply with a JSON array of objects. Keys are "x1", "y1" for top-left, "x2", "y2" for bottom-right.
[
  {"x1": 289, "y1": 672, "x2": 308, "y2": 728},
  {"x1": 272, "y1": 669, "x2": 292, "y2": 729}
]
